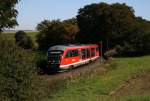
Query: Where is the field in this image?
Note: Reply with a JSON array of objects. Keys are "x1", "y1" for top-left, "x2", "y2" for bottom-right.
[
  {"x1": 47, "y1": 56, "x2": 150, "y2": 101},
  {"x1": 1, "y1": 32, "x2": 38, "y2": 41},
  {"x1": 1, "y1": 32, "x2": 150, "y2": 101}
]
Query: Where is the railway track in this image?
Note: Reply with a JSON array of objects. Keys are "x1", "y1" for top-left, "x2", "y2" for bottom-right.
[{"x1": 41, "y1": 59, "x2": 104, "y2": 80}]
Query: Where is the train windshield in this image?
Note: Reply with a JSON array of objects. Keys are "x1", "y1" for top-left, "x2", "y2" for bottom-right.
[{"x1": 48, "y1": 51, "x2": 63, "y2": 63}]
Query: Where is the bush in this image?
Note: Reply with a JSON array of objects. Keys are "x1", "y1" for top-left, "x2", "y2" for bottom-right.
[
  {"x1": 36, "y1": 57, "x2": 48, "y2": 74},
  {"x1": 104, "y1": 49, "x2": 117, "y2": 57},
  {"x1": 15, "y1": 31, "x2": 33, "y2": 49},
  {"x1": 0, "y1": 36, "x2": 45, "y2": 101}
]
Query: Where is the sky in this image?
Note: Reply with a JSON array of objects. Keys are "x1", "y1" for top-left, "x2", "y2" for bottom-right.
[{"x1": 14, "y1": 0, "x2": 150, "y2": 30}]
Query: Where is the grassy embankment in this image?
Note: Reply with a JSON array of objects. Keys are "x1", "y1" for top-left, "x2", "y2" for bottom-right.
[{"x1": 47, "y1": 56, "x2": 150, "y2": 101}]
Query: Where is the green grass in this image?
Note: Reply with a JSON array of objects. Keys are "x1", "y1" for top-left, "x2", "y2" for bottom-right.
[
  {"x1": 47, "y1": 56, "x2": 150, "y2": 101},
  {"x1": 26, "y1": 32, "x2": 38, "y2": 41},
  {"x1": 1, "y1": 32, "x2": 38, "y2": 41},
  {"x1": 1, "y1": 32, "x2": 16, "y2": 40}
]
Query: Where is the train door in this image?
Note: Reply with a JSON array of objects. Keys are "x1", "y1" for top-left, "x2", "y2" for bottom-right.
[{"x1": 81, "y1": 48, "x2": 90, "y2": 60}]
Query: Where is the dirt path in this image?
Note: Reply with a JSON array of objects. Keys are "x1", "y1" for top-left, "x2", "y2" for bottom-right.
[{"x1": 109, "y1": 73, "x2": 150, "y2": 97}]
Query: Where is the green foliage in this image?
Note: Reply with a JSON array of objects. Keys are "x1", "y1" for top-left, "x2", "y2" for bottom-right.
[
  {"x1": 15, "y1": 31, "x2": 34, "y2": 49},
  {"x1": 0, "y1": 0, "x2": 19, "y2": 32},
  {"x1": 104, "y1": 49, "x2": 117, "y2": 57},
  {"x1": 76, "y1": 2, "x2": 150, "y2": 56},
  {"x1": 0, "y1": 36, "x2": 46, "y2": 101},
  {"x1": 15, "y1": 31, "x2": 26, "y2": 42},
  {"x1": 63, "y1": 18, "x2": 79, "y2": 42},
  {"x1": 76, "y1": 3, "x2": 135, "y2": 43},
  {"x1": 115, "y1": 17, "x2": 150, "y2": 56},
  {"x1": 35, "y1": 51, "x2": 48, "y2": 74},
  {"x1": 36, "y1": 19, "x2": 78, "y2": 50}
]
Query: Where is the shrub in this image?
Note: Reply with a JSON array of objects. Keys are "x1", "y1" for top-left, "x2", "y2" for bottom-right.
[
  {"x1": 15, "y1": 30, "x2": 26, "y2": 42},
  {"x1": 0, "y1": 36, "x2": 45, "y2": 101},
  {"x1": 104, "y1": 49, "x2": 117, "y2": 57},
  {"x1": 36, "y1": 57, "x2": 48, "y2": 74},
  {"x1": 15, "y1": 31, "x2": 33, "y2": 49}
]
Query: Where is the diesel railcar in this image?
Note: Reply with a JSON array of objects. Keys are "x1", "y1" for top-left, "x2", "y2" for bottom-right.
[{"x1": 48, "y1": 44, "x2": 100, "y2": 71}]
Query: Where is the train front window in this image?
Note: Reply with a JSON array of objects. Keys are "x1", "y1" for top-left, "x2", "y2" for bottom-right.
[{"x1": 48, "y1": 51, "x2": 63, "y2": 63}]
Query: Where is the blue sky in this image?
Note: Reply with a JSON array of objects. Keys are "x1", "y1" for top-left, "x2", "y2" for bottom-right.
[{"x1": 15, "y1": 0, "x2": 150, "y2": 30}]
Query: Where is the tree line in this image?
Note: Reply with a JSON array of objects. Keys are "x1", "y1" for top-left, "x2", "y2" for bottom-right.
[
  {"x1": 1, "y1": 1, "x2": 150, "y2": 56},
  {"x1": 36, "y1": 3, "x2": 150, "y2": 56}
]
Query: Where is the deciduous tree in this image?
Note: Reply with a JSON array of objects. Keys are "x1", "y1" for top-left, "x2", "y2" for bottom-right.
[
  {"x1": 36, "y1": 19, "x2": 78, "y2": 50},
  {"x1": 0, "y1": 0, "x2": 19, "y2": 32}
]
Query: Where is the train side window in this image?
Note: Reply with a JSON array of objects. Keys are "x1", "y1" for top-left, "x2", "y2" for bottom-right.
[
  {"x1": 66, "y1": 50, "x2": 79, "y2": 58},
  {"x1": 72, "y1": 50, "x2": 79, "y2": 57}
]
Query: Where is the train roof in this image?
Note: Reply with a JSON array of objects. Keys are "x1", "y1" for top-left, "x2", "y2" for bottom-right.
[{"x1": 48, "y1": 44, "x2": 98, "y2": 51}]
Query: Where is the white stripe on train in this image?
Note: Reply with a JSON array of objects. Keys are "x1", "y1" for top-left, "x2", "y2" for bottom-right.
[{"x1": 60, "y1": 56, "x2": 99, "y2": 69}]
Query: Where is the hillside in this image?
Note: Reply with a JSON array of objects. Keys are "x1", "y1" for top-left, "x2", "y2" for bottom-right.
[{"x1": 47, "y1": 56, "x2": 150, "y2": 101}]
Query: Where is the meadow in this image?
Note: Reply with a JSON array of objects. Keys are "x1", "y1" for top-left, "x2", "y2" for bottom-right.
[
  {"x1": 47, "y1": 56, "x2": 150, "y2": 101},
  {"x1": 2, "y1": 32, "x2": 38, "y2": 41}
]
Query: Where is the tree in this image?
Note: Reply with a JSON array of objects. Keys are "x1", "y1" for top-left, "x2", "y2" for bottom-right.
[
  {"x1": 0, "y1": 0, "x2": 19, "y2": 32},
  {"x1": 127, "y1": 17, "x2": 150, "y2": 55},
  {"x1": 76, "y1": 3, "x2": 136, "y2": 47},
  {"x1": 36, "y1": 19, "x2": 78, "y2": 50},
  {"x1": 63, "y1": 18, "x2": 79, "y2": 42},
  {"x1": 36, "y1": 20, "x2": 67, "y2": 50}
]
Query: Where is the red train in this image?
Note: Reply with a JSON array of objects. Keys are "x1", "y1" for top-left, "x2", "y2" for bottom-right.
[{"x1": 48, "y1": 44, "x2": 100, "y2": 71}]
